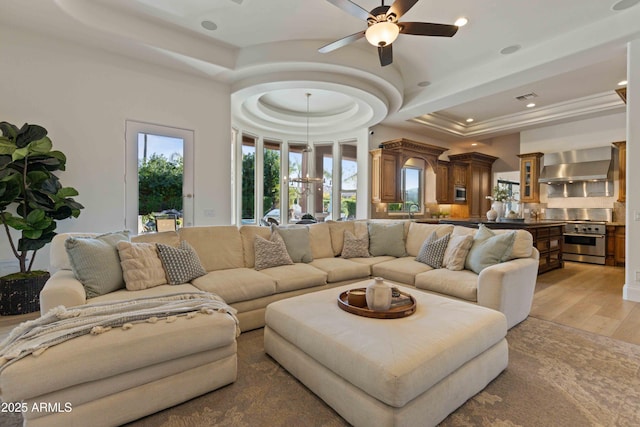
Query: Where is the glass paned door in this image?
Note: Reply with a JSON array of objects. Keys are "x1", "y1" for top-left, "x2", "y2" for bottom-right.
[{"x1": 125, "y1": 121, "x2": 194, "y2": 234}]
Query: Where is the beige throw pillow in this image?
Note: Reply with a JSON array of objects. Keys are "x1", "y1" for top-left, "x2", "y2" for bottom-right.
[
  {"x1": 442, "y1": 234, "x2": 474, "y2": 271},
  {"x1": 341, "y1": 230, "x2": 370, "y2": 258},
  {"x1": 117, "y1": 241, "x2": 167, "y2": 291},
  {"x1": 254, "y1": 232, "x2": 294, "y2": 270}
]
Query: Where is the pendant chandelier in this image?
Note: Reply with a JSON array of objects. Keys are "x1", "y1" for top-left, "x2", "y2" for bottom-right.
[{"x1": 290, "y1": 93, "x2": 322, "y2": 192}]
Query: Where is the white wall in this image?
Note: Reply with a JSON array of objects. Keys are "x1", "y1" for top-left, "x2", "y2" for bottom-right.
[{"x1": 0, "y1": 25, "x2": 231, "y2": 272}]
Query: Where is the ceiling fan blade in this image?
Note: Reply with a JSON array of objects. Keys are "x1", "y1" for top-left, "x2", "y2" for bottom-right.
[
  {"x1": 325, "y1": 0, "x2": 373, "y2": 21},
  {"x1": 388, "y1": 0, "x2": 419, "y2": 20},
  {"x1": 319, "y1": 31, "x2": 366, "y2": 53},
  {"x1": 378, "y1": 44, "x2": 393, "y2": 66},
  {"x1": 399, "y1": 22, "x2": 459, "y2": 37}
]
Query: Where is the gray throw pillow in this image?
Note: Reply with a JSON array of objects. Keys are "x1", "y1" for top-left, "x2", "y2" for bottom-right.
[
  {"x1": 416, "y1": 231, "x2": 451, "y2": 269},
  {"x1": 341, "y1": 230, "x2": 370, "y2": 258},
  {"x1": 368, "y1": 222, "x2": 407, "y2": 257},
  {"x1": 65, "y1": 230, "x2": 130, "y2": 298},
  {"x1": 271, "y1": 225, "x2": 313, "y2": 263},
  {"x1": 465, "y1": 224, "x2": 517, "y2": 274},
  {"x1": 254, "y1": 232, "x2": 294, "y2": 270},
  {"x1": 157, "y1": 241, "x2": 207, "y2": 285}
]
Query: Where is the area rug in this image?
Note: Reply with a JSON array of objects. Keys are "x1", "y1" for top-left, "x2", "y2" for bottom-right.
[{"x1": 2, "y1": 317, "x2": 639, "y2": 427}]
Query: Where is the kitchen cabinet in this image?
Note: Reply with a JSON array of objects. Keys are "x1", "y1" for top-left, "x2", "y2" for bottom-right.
[
  {"x1": 436, "y1": 160, "x2": 452, "y2": 203},
  {"x1": 370, "y1": 149, "x2": 399, "y2": 203},
  {"x1": 613, "y1": 141, "x2": 625, "y2": 203},
  {"x1": 452, "y1": 162, "x2": 468, "y2": 187},
  {"x1": 449, "y1": 152, "x2": 497, "y2": 219},
  {"x1": 517, "y1": 152, "x2": 544, "y2": 203},
  {"x1": 606, "y1": 225, "x2": 625, "y2": 267},
  {"x1": 532, "y1": 225, "x2": 563, "y2": 274}
]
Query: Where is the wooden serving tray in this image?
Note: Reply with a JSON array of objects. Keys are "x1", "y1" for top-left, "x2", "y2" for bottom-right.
[{"x1": 337, "y1": 288, "x2": 416, "y2": 319}]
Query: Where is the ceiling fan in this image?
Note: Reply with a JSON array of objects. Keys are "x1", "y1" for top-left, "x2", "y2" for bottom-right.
[{"x1": 319, "y1": 0, "x2": 459, "y2": 67}]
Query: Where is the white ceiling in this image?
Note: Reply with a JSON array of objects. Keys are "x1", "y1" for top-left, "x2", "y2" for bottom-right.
[{"x1": 2, "y1": 0, "x2": 637, "y2": 140}]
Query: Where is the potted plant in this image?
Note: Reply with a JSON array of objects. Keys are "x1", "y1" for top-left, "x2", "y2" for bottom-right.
[{"x1": 0, "y1": 122, "x2": 83, "y2": 315}]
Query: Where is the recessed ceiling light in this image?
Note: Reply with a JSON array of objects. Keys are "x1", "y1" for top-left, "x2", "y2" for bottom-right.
[
  {"x1": 471, "y1": 143, "x2": 478, "y2": 146},
  {"x1": 454, "y1": 17, "x2": 468, "y2": 27},
  {"x1": 526, "y1": 103, "x2": 536, "y2": 108},
  {"x1": 417, "y1": 81, "x2": 431, "y2": 87},
  {"x1": 612, "y1": 0, "x2": 640, "y2": 11},
  {"x1": 500, "y1": 45, "x2": 521, "y2": 55},
  {"x1": 466, "y1": 118, "x2": 474, "y2": 123},
  {"x1": 618, "y1": 80, "x2": 628, "y2": 86},
  {"x1": 201, "y1": 20, "x2": 218, "y2": 31}
]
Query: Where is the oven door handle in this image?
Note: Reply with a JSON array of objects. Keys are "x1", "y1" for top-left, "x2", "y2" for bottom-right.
[{"x1": 563, "y1": 233, "x2": 605, "y2": 238}]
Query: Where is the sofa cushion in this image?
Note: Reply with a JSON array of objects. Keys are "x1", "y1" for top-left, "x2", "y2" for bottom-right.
[
  {"x1": 239, "y1": 226, "x2": 271, "y2": 268},
  {"x1": 415, "y1": 269, "x2": 479, "y2": 302},
  {"x1": 442, "y1": 234, "x2": 474, "y2": 271},
  {"x1": 254, "y1": 233, "x2": 294, "y2": 271},
  {"x1": 341, "y1": 230, "x2": 370, "y2": 259},
  {"x1": 131, "y1": 231, "x2": 180, "y2": 247},
  {"x1": 465, "y1": 225, "x2": 517, "y2": 274},
  {"x1": 65, "y1": 231, "x2": 130, "y2": 298},
  {"x1": 415, "y1": 231, "x2": 451, "y2": 269},
  {"x1": 492, "y1": 229, "x2": 533, "y2": 259},
  {"x1": 87, "y1": 284, "x2": 200, "y2": 304},
  {"x1": 347, "y1": 256, "x2": 396, "y2": 275},
  {"x1": 191, "y1": 268, "x2": 276, "y2": 304},
  {"x1": 179, "y1": 226, "x2": 244, "y2": 271},
  {"x1": 307, "y1": 222, "x2": 335, "y2": 259},
  {"x1": 272, "y1": 225, "x2": 313, "y2": 263},
  {"x1": 117, "y1": 241, "x2": 167, "y2": 291},
  {"x1": 259, "y1": 263, "x2": 327, "y2": 293},
  {"x1": 371, "y1": 257, "x2": 433, "y2": 286},
  {"x1": 157, "y1": 241, "x2": 207, "y2": 285},
  {"x1": 327, "y1": 221, "x2": 356, "y2": 256},
  {"x1": 406, "y1": 223, "x2": 454, "y2": 257},
  {"x1": 309, "y1": 257, "x2": 371, "y2": 283},
  {"x1": 368, "y1": 222, "x2": 407, "y2": 257}
]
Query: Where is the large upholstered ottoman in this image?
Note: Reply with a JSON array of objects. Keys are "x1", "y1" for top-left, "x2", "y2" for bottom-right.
[
  {"x1": 0, "y1": 303, "x2": 238, "y2": 427},
  {"x1": 264, "y1": 283, "x2": 508, "y2": 427}
]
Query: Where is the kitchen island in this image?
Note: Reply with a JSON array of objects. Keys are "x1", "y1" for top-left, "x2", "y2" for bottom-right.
[{"x1": 435, "y1": 219, "x2": 565, "y2": 274}]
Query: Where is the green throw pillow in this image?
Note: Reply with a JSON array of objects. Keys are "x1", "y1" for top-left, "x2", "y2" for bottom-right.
[
  {"x1": 65, "y1": 231, "x2": 130, "y2": 298},
  {"x1": 465, "y1": 224, "x2": 516, "y2": 274},
  {"x1": 368, "y1": 222, "x2": 407, "y2": 257},
  {"x1": 271, "y1": 225, "x2": 313, "y2": 263}
]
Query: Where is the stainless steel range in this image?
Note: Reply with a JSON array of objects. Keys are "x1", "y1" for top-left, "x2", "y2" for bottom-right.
[
  {"x1": 562, "y1": 220, "x2": 607, "y2": 264},
  {"x1": 544, "y1": 208, "x2": 612, "y2": 265}
]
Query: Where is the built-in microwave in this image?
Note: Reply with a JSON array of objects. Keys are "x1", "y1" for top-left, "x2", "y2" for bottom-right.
[{"x1": 454, "y1": 186, "x2": 466, "y2": 202}]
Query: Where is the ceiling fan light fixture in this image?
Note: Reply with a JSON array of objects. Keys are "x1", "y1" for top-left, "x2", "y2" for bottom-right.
[
  {"x1": 454, "y1": 17, "x2": 468, "y2": 27},
  {"x1": 365, "y1": 21, "x2": 400, "y2": 47}
]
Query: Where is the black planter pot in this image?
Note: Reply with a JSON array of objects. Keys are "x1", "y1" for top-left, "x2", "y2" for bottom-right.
[{"x1": 0, "y1": 272, "x2": 50, "y2": 316}]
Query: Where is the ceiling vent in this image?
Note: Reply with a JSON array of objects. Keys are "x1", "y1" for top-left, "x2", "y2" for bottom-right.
[{"x1": 515, "y1": 93, "x2": 538, "y2": 101}]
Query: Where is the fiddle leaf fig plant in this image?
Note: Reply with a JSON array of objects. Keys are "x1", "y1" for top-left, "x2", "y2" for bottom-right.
[{"x1": 0, "y1": 122, "x2": 84, "y2": 275}]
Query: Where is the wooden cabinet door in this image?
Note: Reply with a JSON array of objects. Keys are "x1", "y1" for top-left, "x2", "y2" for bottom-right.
[
  {"x1": 452, "y1": 163, "x2": 467, "y2": 186},
  {"x1": 518, "y1": 153, "x2": 543, "y2": 203},
  {"x1": 615, "y1": 226, "x2": 625, "y2": 266},
  {"x1": 436, "y1": 161, "x2": 451, "y2": 203},
  {"x1": 380, "y1": 152, "x2": 398, "y2": 202}
]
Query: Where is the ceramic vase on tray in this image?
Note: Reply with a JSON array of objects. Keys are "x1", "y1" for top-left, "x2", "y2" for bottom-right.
[
  {"x1": 489, "y1": 201, "x2": 504, "y2": 221},
  {"x1": 366, "y1": 277, "x2": 392, "y2": 311}
]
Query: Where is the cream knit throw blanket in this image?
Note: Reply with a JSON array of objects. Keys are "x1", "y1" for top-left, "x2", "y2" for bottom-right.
[{"x1": 0, "y1": 292, "x2": 239, "y2": 372}]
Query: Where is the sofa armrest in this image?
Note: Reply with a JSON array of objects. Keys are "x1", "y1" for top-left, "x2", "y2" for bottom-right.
[
  {"x1": 40, "y1": 270, "x2": 87, "y2": 314},
  {"x1": 477, "y1": 248, "x2": 540, "y2": 329}
]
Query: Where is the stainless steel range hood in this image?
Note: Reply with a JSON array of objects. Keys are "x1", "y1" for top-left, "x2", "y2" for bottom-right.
[{"x1": 538, "y1": 146, "x2": 613, "y2": 183}]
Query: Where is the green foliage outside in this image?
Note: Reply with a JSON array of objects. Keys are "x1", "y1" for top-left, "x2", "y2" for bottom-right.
[
  {"x1": 138, "y1": 154, "x2": 183, "y2": 216},
  {"x1": 242, "y1": 150, "x2": 280, "y2": 221}
]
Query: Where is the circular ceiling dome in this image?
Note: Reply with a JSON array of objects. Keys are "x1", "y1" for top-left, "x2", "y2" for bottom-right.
[{"x1": 260, "y1": 89, "x2": 355, "y2": 116}]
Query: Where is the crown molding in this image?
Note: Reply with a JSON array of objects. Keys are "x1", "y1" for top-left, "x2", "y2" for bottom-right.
[{"x1": 410, "y1": 91, "x2": 626, "y2": 139}]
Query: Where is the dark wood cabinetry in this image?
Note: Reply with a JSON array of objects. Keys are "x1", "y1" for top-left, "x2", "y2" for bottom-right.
[
  {"x1": 449, "y1": 153, "x2": 497, "y2": 219},
  {"x1": 606, "y1": 225, "x2": 625, "y2": 266},
  {"x1": 436, "y1": 160, "x2": 452, "y2": 203},
  {"x1": 370, "y1": 149, "x2": 399, "y2": 203},
  {"x1": 452, "y1": 162, "x2": 468, "y2": 187},
  {"x1": 613, "y1": 141, "x2": 625, "y2": 203},
  {"x1": 530, "y1": 225, "x2": 563, "y2": 274}
]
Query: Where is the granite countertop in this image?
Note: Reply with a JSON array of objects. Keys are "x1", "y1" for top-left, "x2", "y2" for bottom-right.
[{"x1": 438, "y1": 219, "x2": 567, "y2": 229}]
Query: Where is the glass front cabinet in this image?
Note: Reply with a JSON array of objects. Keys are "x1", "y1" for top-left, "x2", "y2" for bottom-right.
[{"x1": 517, "y1": 152, "x2": 544, "y2": 203}]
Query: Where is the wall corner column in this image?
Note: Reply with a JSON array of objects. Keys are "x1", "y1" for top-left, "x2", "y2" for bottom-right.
[{"x1": 623, "y1": 39, "x2": 640, "y2": 301}]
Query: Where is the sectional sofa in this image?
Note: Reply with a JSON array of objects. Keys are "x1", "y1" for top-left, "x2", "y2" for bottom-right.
[{"x1": 41, "y1": 220, "x2": 540, "y2": 331}]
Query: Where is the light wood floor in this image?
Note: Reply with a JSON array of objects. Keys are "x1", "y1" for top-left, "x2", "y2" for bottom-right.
[{"x1": 1, "y1": 262, "x2": 639, "y2": 345}]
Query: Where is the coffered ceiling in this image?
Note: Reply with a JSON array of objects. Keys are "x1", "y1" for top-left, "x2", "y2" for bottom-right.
[{"x1": 1, "y1": 0, "x2": 637, "y2": 140}]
